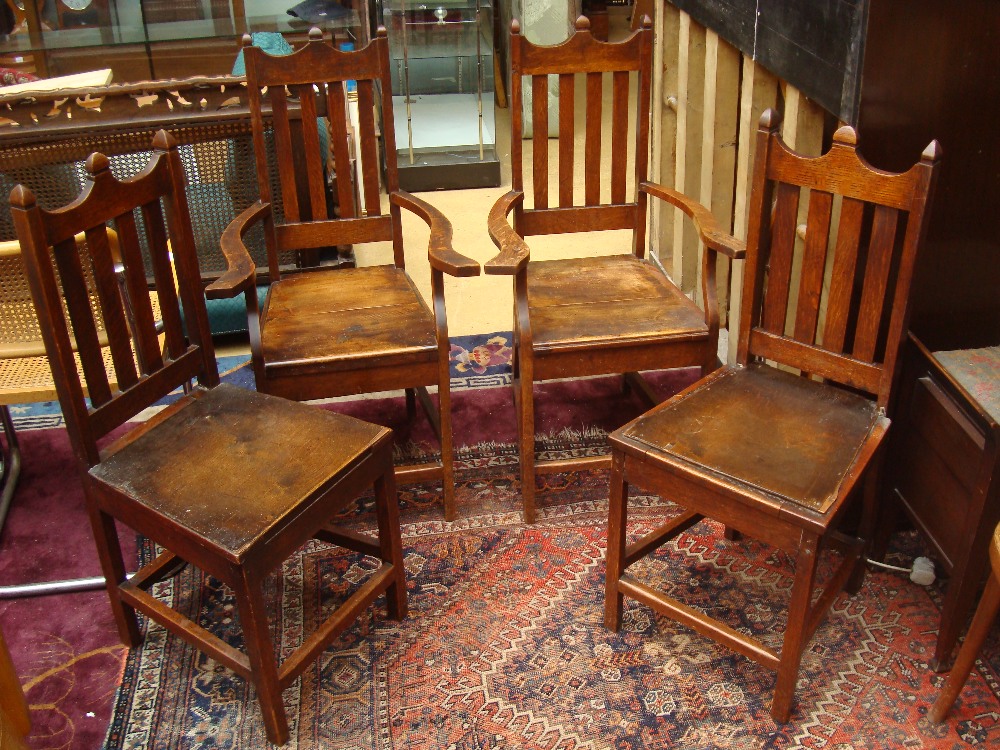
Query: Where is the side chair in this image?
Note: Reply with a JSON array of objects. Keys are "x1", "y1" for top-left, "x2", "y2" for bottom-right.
[
  {"x1": 604, "y1": 110, "x2": 940, "y2": 722},
  {"x1": 11, "y1": 131, "x2": 407, "y2": 745},
  {"x1": 486, "y1": 16, "x2": 742, "y2": 522},
  {"x1": 209, "y1": 28, "x2": 480, "y2": 521}
]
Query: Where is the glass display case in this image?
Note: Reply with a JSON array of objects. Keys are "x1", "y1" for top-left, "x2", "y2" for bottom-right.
[
  {"x1": 380, "y1": 0, "x2": 499, "y2": 191},
  {"x1": 0, "y1": 0, "x2": 364, "y2": 82}
]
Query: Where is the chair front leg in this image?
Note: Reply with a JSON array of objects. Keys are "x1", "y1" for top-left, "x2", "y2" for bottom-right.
[
  {"x1": 772, "y1": 532, "x2": 820, "y2": 723},
  {"x1": 235, "y1": 569, "x2": 288, "y2": 746},
  {"x1": 604, "y1": 450, "x2": 629, "y2": 630},
  {"x1": 86, "y1": 493, "x2": 142, "y2": 647},
  {"x1": 373, "y1": 449, "x2": 408, "y2": 621}
]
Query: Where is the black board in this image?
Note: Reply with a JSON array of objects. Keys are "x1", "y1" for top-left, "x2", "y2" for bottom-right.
[{"x1": 671, "y1": 0, "x2": 869, "y2": 124}]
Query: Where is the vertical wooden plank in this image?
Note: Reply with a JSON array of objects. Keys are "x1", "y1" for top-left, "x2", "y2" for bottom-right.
[
  {"x1": 324, "y1": 81, "x2": 353, "y2": 220},
  {"x1": 611, "y1": 70, "x2": 629, "y2": 205},
  {"x1": 648, "y1": 0, "x2": 666, "y2": 258},
  {"x1": 854, "y1": 205, "x2": 899, "y2": 361},
  {"x1": 558, "y1": 73, "x2": 574, "y2": 207},
  {"x1": 584, "y1": 71, "x2": 603, "y2": 206},
  {"x1": 532, "y1": 74, "x2": 549, "y2": 209},
  {"x1": 709, "y1": 35, "x2": 740, "y2": 327},
  {"x1": 101, "y1": 223, "x2": 161, "y2": 373},
  {"x1": 792, "y1": 190, "x2": 833, "y2": 344},
  {"x1": 653, "y1": 4, "x2": 679, "y2": 270},
  {"x1": 695, "y1": 28, "x2": 718, "y2": 308},
  {"x1": 673, "y1": 13, "x2": 705, "y2": 293},
  {"x1": 671, "y1": 10, "x2": 690, "y2": 285}
]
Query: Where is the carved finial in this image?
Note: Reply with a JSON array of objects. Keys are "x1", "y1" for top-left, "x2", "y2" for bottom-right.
[
  {"x1": 85, "y1": 152, "x2": 111, "y2": 178},
  {"x1": 575, "y1": 15, "x2": 591, "y2": 32},
  {"x1": 308, "y1": 26, "x2": 323, "y2": 42},
  {"x1": 9, "y1": 184, "x2": 36, "y2": 210},
  {"x1": 832, "y1": 124, "x2": 858, "y2": 147},
  {"x1": 241, "y1": 33, "x2": 253, "y2": 48},
  {"x1": 758, "y1": 108, "x2": 781, "y2": 131},
  {"x1": 376, "y1": 25, "x2": 387, "y2": 39},
  {"x1": 152, "y1": 129, "x2": 171, "y2": 151},
  {"x1": 510, "y1": 18, "x2": 520, "y2": 36},
  {"x1": 922, "y1": 139, "x2": 943, "y2": 164}
]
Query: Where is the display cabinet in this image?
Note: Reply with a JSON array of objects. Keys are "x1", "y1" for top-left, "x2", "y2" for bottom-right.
[
  {"x1": 380, "y1": 0, "x2": 499, "y2": 191},
  {"x1": 0, "y1": 0, "x2": 363, "y2": 82}
]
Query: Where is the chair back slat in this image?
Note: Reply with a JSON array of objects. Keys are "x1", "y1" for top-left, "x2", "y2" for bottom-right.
[
  {"x1": 356, "y1": 79, "x2": 382, "y2": 217},
  {"x1": 584, "y1": 71, "x2": 603, "y2": 206},
  {"x1": 325, "y1": 80, "x2": 353, "y2": 220},
  {"x1": 760, "y1": 182, "x2": 800, "y2": 335},
  {"x1": 11, "y1": 132, "x2": 220, "y2": 467},
  {"x1": 852, "y1": 204, "x2": 899, "y2": 361},
  {"x1": 792, "y1": 189, "x2": 834, "y2": 344},
  {"x1": 531, "y1": 75, "x2": 549, "y2": 209},
  {"x1": 557, "y1": 73, "x2": 574, "y2": 207},
  {"x1": 293, "y1": 82, "x2": 329, "y2": 222},
  {"x1": 738, "y1": 111, "x2": 940, "y2": 406},
  {"x1": 508, "y1": 16, "x2": 653, "y2": 244},
  {"x1": 821, "y1": 197, "x2": 865, "y2": 351},
  {"x1": 134, "y1": 204, "x2": 186, "y2": 360},
  {"x1": 53, "y1": 237, "x2": 116, "y2": 406},
  {"x1": 88, "y1": 227, "x2": 142, "y2": 391},
  {"x1": 610, "y1": 70, "x2": 630, "y2": 204},
  {"x1": 242, "y1": 28, "x2": 401, "y2": 277},
  {"x1": 107, "y1": 220, "x2": 163, "y2": 374}
]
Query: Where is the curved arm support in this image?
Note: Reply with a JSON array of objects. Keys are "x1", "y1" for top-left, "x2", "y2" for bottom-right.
[
  {"x1": 390, "y1": 190, "x2": 480, "y2": 277},
  {"x1": 485, "y1": 190, "x2": 529, "y2": 275},
  {"x1": 641, "y1": 181, "x2": 746, "y2": 260},
  {"x1": 205, "y1": 200, "x2": 269, "y2": 300}
]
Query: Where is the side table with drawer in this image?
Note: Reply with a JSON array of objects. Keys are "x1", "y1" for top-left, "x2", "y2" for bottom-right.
[{"x1": 880, "y1": 333, "x2": 1000, "y2": 671}]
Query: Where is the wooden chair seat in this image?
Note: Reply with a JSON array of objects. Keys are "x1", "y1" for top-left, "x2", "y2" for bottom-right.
[
  {"x1": 528, "y1": 255, "x2": 709, "y2": 356},
  {"x1": 91, "y1": 384, "x2": 389, "y2": 556},
  {"x1": 620, "y1": 364, "x2": 882, "y2": 514},
  {"x1": 261, "y1": 265, "x2": 437, "y2": 382}
]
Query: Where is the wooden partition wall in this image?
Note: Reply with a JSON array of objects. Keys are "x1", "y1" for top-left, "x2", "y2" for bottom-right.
[{"x1": 646, "y1": 3, "x2": 832, "y2": 363}]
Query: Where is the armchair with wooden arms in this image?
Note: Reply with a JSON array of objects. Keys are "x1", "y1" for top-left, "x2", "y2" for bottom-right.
[
  {"x1": 604, "y1": 111, "x2": 941, "y2": 722},
  {"x1": 10, "y1": 131, "x2": 408, "y2": 744},
  {"x1": 209, "y1": 27, "x2": 480, "y2": 522},
  {"x1": 486, "y1": 16, "x2": 743, "y2": 522}
]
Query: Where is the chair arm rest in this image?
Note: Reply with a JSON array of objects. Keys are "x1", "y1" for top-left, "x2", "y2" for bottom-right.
[
  {"x1": 390, "y1": 190, "x2": 480, "y2": 278},
  {"x1": 641, "y1": 181, "x2": 746, "y2": 260},
  {"x1": 205, "y1": 200, "x2": 267, "y2": 300},
  {"x1": 485, "y1": 190, "x2": 529, "y2": 275}
]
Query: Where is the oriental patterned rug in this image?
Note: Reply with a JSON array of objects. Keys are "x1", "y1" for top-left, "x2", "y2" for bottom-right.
[{"x1": 103, "y1": 452, "x2": 1000, "y2": 749}]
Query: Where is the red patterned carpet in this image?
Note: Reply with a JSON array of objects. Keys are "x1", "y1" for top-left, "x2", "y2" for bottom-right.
[{"x1": 2, "y1": 353, "x2": 999, "y2": 748}]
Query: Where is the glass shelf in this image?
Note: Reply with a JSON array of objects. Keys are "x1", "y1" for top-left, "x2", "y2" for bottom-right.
[
  {"x1": 0, "y1": 0, "x2": 362, "y2": 82},
  {"x1": 380, "y1": 0, "x2": 499, "y2": 190}
]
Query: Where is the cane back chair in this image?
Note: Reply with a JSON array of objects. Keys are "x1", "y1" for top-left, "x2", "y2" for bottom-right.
[
  {"x1": 486, "y1": 16, "x2": 741, "y2": 522},
  {"x1": 11, "y1": 131, "x2": 407, "y2": 745},
  {"x1": 210, "y1": 28, "x2": 480, "y2": 522},
  {"x1": 604, "y1": 111, "x2": 940, "y2": 722}
]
